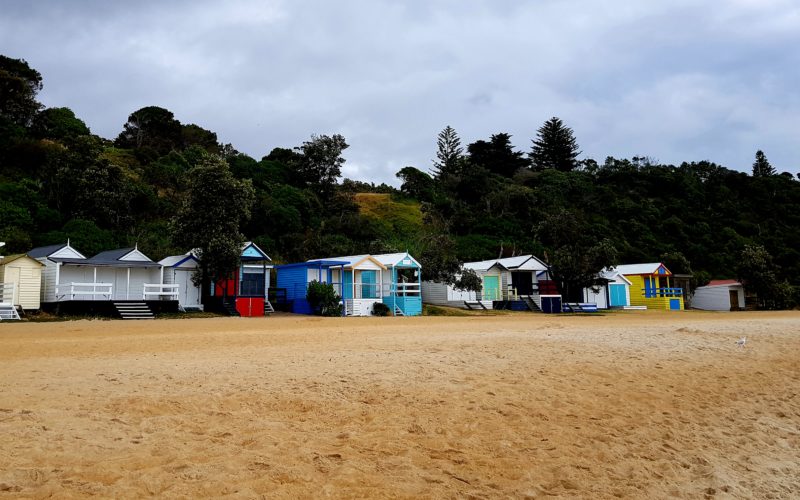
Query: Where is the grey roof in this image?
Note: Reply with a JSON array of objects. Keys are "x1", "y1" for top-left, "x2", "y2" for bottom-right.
[
  {"x1": 27, "y1": 243, "x2": 67, "y2": 258},
  {"x1": 52, "y1": 247, "x2": 160, "y2": 268}
]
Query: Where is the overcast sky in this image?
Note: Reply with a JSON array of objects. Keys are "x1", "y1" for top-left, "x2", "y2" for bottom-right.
[{"x1": 2, "y1": 0, "x2": 799, "y2": 184}]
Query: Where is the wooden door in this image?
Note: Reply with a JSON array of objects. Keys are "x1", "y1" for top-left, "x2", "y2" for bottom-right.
[{"x1": 729, "y1": 290, "x2": 740, "y2": 311}]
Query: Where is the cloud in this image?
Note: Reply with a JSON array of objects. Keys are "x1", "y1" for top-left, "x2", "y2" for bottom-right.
[{"x1": 1, "y1": 0, "x2": 798, "y2": 183}]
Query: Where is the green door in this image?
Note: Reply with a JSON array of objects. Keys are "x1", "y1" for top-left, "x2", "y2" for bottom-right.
[{"x1": 483, "y1": 276, "x2": 500, "y2": 300}]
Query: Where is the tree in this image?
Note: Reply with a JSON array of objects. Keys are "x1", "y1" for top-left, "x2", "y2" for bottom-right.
[
  {"x1": 467, "y1": 133, "x2": 528, "y2": 178},
  {"x1": 431, "y1": 125, "x2": 463, "y2": 177},
  {"x1": 171, "y1": 155, "x2": 255, "y2": 299},
  {"x1": 736, "y1": 244, "x2": 787, "y2": 309},
  {"x1": 181, "y1": 123, "x2": 221, "y2": 154},
  {"x1": 114, "y1": 106, "x2": 183, "y2": 156},
  {"x1": 530, "y1": 117, "x2": 581, "y2": 172},
  {"x1": 294, "y1": 134, "x2": 348, "y2": 200},
  {"x1": 752, "y1": 150, "x2": 775, "y2": 177},
  {"x1": 453, "y1": 268, "x2": 482, "y2": 296},
  {"x1": 396, "y1": 166, "x2": 435, "y2": 201},
  {"x1": 0, "y1": 55, "x2": 43, "y2": 126},
  {"x1": 31, "y1": 107, "x2": 90, "y2": 140},
  {"x1": 537, "y1": 209, "x2": 618, "y2": 301}
]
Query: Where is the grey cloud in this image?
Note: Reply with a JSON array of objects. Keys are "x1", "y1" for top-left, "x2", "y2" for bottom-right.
[{"x1": 1, "y1": 0, "x2": 798, "y2": 184}]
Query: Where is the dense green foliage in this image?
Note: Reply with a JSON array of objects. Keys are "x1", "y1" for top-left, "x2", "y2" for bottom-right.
[
  {"x1": 2, "y1": 55, "x2": 799, "y2": 307},
  {"x1": 306, "y1": 280, "x2": 342, "y2": 316}
]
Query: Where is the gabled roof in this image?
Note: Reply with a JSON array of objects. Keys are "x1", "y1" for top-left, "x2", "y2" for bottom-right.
[
  {"x1": 0, "y1": 254, "x2": 44, "y2": 267},
  {"x1": 308, "y1": 254, "x2": 387, "y2": 270},
  {"x1": 601, "y1": 269, "x2": 632, "y2": 285},
  {"x1": 615, "y1": 263, "x2": 671, "y2": 276},
  {"x1": 372, "y1": 252, "x2": 421, "y2": 268},
  {"x1": 497, "y1": 255, "x2": 548, "y2": 271},
  {"x1": 705, "y1": 279, "x2": 742, "y2": 288},
  {"x1": 28, "y1": 243, "x2": 66, "y2": 258},
  {"x1": 463, "y1": 260, "x2": 509, "y2": 272},
  {"x1": 276, "y1": 260, "x2": 349, "y2": 270},
  {"x1": 241, "y1": 241, "x2": 272, "y2": 261},
  {"x1": 159, "y1": 254, "x2": 199, "y2": 267},
  {"x1": 462, "y1": 254, "x2": 548, "y2": 273},
  {"x1": 52, "y1": 247, "x2": 160, "y2": 268}
]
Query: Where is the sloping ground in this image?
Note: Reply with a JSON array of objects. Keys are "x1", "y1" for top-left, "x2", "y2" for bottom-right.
[
  {"x1": 354, "y1": 193, "x2": 424, "y2": 238},
  {"x1": 0, "y1": 311, "x2": 799, "y2": 498}
]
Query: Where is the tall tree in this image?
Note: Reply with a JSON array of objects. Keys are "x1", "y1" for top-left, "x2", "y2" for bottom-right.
[
  {"x1": 530, "y1": 117, "x2": 581, "y2": 172},
  {"x1": 431, "y1": 125, "x2": 463, "y2": 177},
  {"x1": 294, "y1": 134, "x2": 348, "y2": 200},
  {"x1": 114, "y1": 106, "x2": 183, "y2": 156},
  {"x1": 396, "y1": 166, "x2": 434, "y2": 201},
  {"x1": 537, "y1": 209, "x2": 618, "y2": 301},
  {"x1": 467, "y1": 133, "x2": 528, "y2": 178},
  {"x1": 751, "y1": 150, "x2": 775, "y2": 177},
  {"x1": 0, "y1": 55, "x2": 42, "y2": 126},
  {"x1": 171, "y1": 155, "x2": 255, "y2": 299}
]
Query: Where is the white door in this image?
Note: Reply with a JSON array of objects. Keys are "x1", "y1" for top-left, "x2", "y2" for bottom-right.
[{"x1": 178, "y1": 270, "x2": 200, "y2": 307}]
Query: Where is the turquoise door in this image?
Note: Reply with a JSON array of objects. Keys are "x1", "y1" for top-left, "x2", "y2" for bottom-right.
[
  {"x1": 361, "y1": 270, "x2": 377, "y2": 298},
  {"x1": 483, "y1": 276, "x2": 500, "y2": 300},
  {"x1": 609, "y1": 284, "x2": 628, "y2": 307},
  {"x1": 342, "y1": 271, "x2": 353, "y2": 299}
]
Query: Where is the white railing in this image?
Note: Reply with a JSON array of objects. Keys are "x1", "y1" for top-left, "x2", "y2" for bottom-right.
[
  {"x1": 143, "y1": 283, "x2": 180, "y2": 300},
  {"x1": 390, "y1": 283, "x2": 421, "y2": 296},
  {"x1": 0, "y1": 282, "x2": 15, "y2": 305},
  {"x1": 56, "y1": 282, "x2": 113, "y2": 301}
]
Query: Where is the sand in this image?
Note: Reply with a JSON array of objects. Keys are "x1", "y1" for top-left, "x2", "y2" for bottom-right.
[{"x1": 0, "y1": 311, "x2": 798, "y2": 499}]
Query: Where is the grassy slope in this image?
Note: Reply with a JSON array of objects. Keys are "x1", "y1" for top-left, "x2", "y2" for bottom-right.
[{"x1": 354, "y1": 193, "x2": 424, "y2": 239}]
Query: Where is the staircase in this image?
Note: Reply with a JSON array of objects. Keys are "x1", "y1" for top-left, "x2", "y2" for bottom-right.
[
  {"x1": 263, "y1": 300, "x2": 275, "y2": 315},
  {"x1": 464, "y1": 300, "x2": 487, "y2": 310},
  {"x1": 113, "y1": 302, "x2": 154, "y2": 320},
  {"x1": 522, "y1": 295, "x2": 542, "y2": 312},
  {"x1": 394, "y1": 305, "x2": 404, "y2": 316},
  {"x1": 0, "y1": 304, "x2": 21, "y2": 321},
  {"x1": 222, "y1": 299, "x2": 240, "y2": 317}
]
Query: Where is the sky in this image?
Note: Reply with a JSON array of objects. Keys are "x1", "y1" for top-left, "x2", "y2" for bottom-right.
[{"x1": 2, "y1": 0, "x2": 799, "y2": 184}]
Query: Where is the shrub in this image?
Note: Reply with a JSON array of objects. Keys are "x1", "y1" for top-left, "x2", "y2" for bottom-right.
[
  {"x1": 372, "y1": 302, "x2": 390, "y2": 316},
  {"x1": 306, "y1": 280, "x2": 342, "y2": 316}
]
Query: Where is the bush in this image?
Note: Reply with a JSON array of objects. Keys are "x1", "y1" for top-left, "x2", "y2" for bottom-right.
[
  {"x1": 306, "y1": 280, "x2": 342, "y2": 316},
  {"x1": 372, "y1": 302, "x2": 390, "y2": 316}
]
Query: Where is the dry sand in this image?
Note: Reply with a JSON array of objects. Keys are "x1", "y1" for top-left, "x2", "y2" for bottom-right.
[{"x1": 0, "y1": 311, "x2": 798, "y2": 499}]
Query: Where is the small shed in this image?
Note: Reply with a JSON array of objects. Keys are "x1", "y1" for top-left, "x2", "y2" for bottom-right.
[
  {"x1": 691, "y1": 280, "x2": 745, "y2": 311},
  {"x1": 159, "y1": 253, "x2": 202, "y2": 311},
  {"x1": 583, "y1": 269, "x2": 632, "y2": 309},
  {"x1": 0, "y1": 254, "x2": 45, "y2": 310}
]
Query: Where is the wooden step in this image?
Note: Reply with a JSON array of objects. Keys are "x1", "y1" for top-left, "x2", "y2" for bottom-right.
[
  {"x1": 263, "y1": 300, "x2": 275, "y2": 315},
  {"x1": 113, "y1": 302, "x2": 154, "y2": 320}
]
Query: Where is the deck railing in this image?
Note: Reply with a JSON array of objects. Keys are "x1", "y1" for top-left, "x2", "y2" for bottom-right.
[
  {"x1": 143, "y1": 283, "x2": 180, "y2": 300},
  {"x1": 0, "y1": 282, "x2": 15, "y2": 304},
  {"x1": 56, "y1": 282, "x2": 113, "y2": 301},
  {"x1": 642, "y1": 287, "x2": 683, "y2": 298}
]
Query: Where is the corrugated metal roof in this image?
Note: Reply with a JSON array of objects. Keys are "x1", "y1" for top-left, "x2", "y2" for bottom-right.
[
  {"x1": 614, "y1": 263, "x2": 666, "y2": 275},
  {"x1": 462, "y1": 254, "x2": 548, "y2": 272},
  {"x1": 372, "y1": 252, "x2": 421, "y2": 268},
  {"x1": 706, "y1": 279, "x2": 742, "y2": 287}
]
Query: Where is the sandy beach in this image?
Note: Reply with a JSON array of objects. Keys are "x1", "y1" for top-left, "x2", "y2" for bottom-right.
[{"x1": 0, "y1": 311, "x2": 798, "y2": 498}]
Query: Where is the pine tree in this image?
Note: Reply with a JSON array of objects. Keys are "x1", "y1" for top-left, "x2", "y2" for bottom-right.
[
  {"x1": 752, "y1": 150, "x2": 775, "y2": 177},
  {"x1": 530, "y1": 117, "x2": 581, "y2": 172},
  {"x1": 431, "y1": 125, "x2": 463, "y2": 177}
]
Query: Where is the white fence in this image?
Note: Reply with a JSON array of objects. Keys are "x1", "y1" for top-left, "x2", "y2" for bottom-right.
[
  {"x1": 56, "y1": 282, "x2": 113, "y2": 301},
  {"x1": 143, "y1": 283, "x2": 180, "y2": 300}
]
